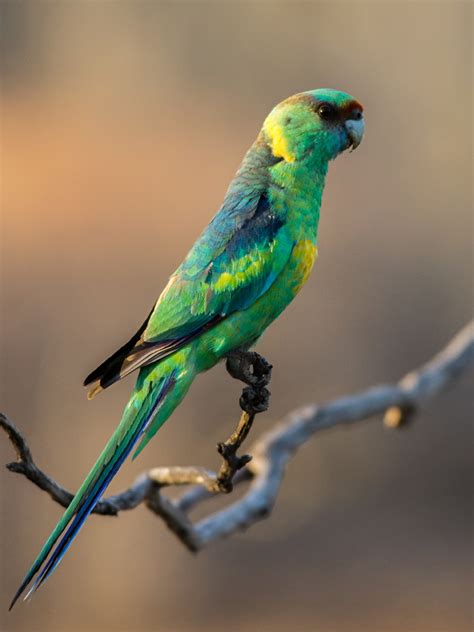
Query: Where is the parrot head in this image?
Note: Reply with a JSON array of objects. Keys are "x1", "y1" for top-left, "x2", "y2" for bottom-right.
[{"x1": 263, "y1": 88, "x2": 364, "y2": 164}]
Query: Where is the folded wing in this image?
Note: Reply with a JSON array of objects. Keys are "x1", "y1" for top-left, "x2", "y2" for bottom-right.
[{"x1": 85, "y1": 189, "x2": 293, "y2": 397}]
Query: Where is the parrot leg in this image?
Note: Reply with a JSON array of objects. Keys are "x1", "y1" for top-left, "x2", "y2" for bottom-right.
[{"x1": 214, "y1": 351, "x2": 272, "y2": 493}]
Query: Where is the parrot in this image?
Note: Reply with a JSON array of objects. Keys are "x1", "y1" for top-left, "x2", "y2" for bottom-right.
[{"x1": 10, "y1": 88, "x2": 364, "y2": 608}]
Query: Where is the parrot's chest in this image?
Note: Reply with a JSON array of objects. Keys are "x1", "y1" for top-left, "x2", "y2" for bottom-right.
[
  {"x1": 198, "y1": 173, "x2": 323, "y2": 362},
  {"x1": 197, "y1": 236, "x2": 318, "y2": 365},
  {"x1": 283, "y1": 196, "x2": 320, "y2": 295},
  {"x1": 243, "y1": 234, "x2": 318, "y2": 328},
  {"x1": 267, "y1": 181, "x2": 321, "y2": 307}
]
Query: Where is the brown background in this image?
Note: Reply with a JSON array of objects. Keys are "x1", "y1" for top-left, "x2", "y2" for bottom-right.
[{"x1": 1, "y1": 2, "x2": 472, "y2": 631}]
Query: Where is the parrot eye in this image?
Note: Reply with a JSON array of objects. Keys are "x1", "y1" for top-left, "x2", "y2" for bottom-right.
[{"x1": 317, "y1": 103, "x2": 338, "y2": 121}]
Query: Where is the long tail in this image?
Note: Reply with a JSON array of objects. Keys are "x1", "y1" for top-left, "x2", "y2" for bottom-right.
[{"x1": 10, "y1": 360, "x2": 193, "y2": 609}]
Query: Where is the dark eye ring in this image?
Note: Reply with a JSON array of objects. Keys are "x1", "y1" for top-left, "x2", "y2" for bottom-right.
[{"x1": 318, "y1": 103, "x2": 337, "y2": 121}]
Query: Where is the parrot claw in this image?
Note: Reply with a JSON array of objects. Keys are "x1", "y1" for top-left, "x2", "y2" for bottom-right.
[
  {"x1": 225, "y1": 350, "x2": 272, "y2": 388},
  {"x1": 240, "y1": 386, "x2": 270, "y2": 415}
]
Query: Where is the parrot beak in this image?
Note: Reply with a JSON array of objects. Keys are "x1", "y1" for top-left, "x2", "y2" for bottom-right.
[{"x1": 345, "y1": 116, "x2": 365, "y2": 151}]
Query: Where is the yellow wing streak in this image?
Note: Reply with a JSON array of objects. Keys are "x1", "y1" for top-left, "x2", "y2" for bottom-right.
[{"x1": 213, "y1": 247, "x2": 273, "y2": 293}]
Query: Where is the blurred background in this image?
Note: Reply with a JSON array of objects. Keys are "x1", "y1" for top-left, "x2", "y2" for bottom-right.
[{"x1": 1, "y1": 2, "x2": 472, "y2": 631}]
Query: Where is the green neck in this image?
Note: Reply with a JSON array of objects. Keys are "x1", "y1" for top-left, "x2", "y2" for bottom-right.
[{"x1": 269, "y1": 153, "x2": 329, "y2": 243}]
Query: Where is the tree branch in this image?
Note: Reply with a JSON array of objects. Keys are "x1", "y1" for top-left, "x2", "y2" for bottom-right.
[{"x1": 2, "y1": 321, "x2": 473, "y2": 552}]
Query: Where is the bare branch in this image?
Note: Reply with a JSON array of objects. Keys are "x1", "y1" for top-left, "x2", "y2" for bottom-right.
[{"x1": 2, "y1": 321, "x2": 473, "y2": 552}]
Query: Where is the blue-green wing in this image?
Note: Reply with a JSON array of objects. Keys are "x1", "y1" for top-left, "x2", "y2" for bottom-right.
[
  {"x1": 144, "y1": 193, "x2": 291, "y2": 341},
  {"x1": 85, "y1": 176, "x2": 292, "y2": 393}
]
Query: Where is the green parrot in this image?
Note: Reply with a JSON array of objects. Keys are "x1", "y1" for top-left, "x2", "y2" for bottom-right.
[{"x1": 10, "y1": 88, "x2": 364, "y2": 607}]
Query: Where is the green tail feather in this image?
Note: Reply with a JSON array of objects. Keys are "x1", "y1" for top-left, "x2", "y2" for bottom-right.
[{"x1": 9, "y1": 362, "x2": 189, "y2": 609}]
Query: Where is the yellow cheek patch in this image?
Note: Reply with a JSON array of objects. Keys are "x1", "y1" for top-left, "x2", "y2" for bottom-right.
[
  {"x1": 293, "y1": 240, "x2": 318, "y2": 292},
  {"x1": 264, "y1": 119, "x2": 295, "y2": 163}
]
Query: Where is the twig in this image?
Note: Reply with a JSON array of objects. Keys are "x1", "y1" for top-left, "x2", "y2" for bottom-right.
[{"x1": 2, "y1": 322, "x2": 473, "y2": 552}]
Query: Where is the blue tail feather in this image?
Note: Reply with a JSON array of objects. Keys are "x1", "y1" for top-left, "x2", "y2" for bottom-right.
[
  {"x1": 9, "y1": 371, "x2": 176, "y2": 609},
  {"x1": 27, "y1": 421, "x2": 143, "y2": 597}
]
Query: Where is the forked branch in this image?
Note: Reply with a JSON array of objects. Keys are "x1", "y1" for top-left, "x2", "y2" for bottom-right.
[{"x1": 2, "y1": 321, "x2": 473, "y2": 552}]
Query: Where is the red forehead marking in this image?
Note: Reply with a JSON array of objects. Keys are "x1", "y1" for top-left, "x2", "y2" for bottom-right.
[{"x1": 342, "y1": 99, "x2": 364, "y2": 114}]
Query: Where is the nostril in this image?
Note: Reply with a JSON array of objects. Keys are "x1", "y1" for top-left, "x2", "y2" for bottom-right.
[{"x1": 351, "y1": 110, "x2": 363, "y2": 121}]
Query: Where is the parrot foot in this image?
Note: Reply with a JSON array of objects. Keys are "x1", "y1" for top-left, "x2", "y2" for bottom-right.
[
  {"x1": 214, "y1": 351, "x2": 273, "y2": 493},
  {"x1": 225, "y1": 349, "x2": 272, "y2": 414},
  {"x1": 225, "y1": 350, "x2": 272, "y2": 389}
]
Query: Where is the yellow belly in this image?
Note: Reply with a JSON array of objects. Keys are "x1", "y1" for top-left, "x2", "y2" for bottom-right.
[
  {"x1": 290, "y1": 239, "x2": 318, "y2": 293},
  {"x1": 195, "y1": 238, "x2": 318, "y2": 367}
]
